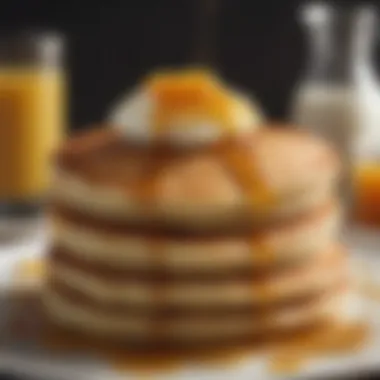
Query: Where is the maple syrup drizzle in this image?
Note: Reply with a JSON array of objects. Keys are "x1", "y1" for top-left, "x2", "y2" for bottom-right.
[
  {"x1": 222, "y1": 140, "x2": 274, "y2": 210},
  {"x1": 134, "y1": 152, "x2": 161, "y2": 206},
  {"x1": 218, "y1": 138, "x2": 276, "y2": 327}
]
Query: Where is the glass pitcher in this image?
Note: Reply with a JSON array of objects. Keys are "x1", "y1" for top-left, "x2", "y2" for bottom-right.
[{"x1": 291, "y1": 3, "x2": 380, "y2": 224}]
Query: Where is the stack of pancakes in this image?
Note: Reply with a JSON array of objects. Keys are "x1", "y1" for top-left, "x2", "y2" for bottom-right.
[{"x1": 44, "y1": 125, "x2": 356, "y2": 348}]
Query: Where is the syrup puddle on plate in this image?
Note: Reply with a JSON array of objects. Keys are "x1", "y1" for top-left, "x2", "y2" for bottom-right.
[{"x1": 268, "y1": 323, "x2": 369, "y2": 375}]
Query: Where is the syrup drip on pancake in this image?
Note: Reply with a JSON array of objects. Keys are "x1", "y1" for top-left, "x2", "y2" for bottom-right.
[
  {"x1": 222, "y1": 138, "x2": 274, "y2": 210},
  {"x1": 219, "y1": 137, "x2": 276, "y2": 320},
  {"x1": 144, "y1": 70, "x2": 275, "y2": 318}
]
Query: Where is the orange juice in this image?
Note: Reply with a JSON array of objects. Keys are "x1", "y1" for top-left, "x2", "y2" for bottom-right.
[
  {"x1": 354, "y1": 162, "x2": 380, "y2": 225},
  {"x1": 0, "y1": 68, "x2": 65, "y2": 200}
]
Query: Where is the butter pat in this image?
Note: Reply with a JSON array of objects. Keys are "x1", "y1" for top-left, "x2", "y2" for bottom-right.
[{"x1": 109, "y1": 69, "x2": 263, "y2": 146}]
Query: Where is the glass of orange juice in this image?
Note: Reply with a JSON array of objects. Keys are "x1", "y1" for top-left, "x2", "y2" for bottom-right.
[{"x1": 0, "y1": 32, "x2": 66, "y2": 238}]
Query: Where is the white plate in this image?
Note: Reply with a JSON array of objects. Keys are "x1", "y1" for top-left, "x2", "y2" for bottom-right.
[{"x1": 0, "y1": 227, "x2": 379, "y2": 380}]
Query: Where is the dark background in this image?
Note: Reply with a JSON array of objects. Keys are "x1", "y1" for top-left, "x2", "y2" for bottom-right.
[
  {"x1": 0, "y1": 0, "x2": 379, "y2": 130},
  {"x1": 0, "y1": 3, "x2": 380, "y2": 380}
]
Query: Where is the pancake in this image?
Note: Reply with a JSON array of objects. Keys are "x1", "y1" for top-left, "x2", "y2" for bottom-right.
[
  {"x1": 48, "y1": 277, "x2": 346, "y2": 317},
  {"x1": 44, "y1": 286, "x2": 359, "y2": 343},
  {"x1": 46, "y1": 245, "x2": 348, "y2": 307},
  {"x1": 52, "y1": 127, "x2": 340, "y2": 231},
  {"x1": 45, "y1": 70, "x2": 349, "y2": 351},
  {"x1": 51, "y1": 201, "x2": 340, "y2": 272}
]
